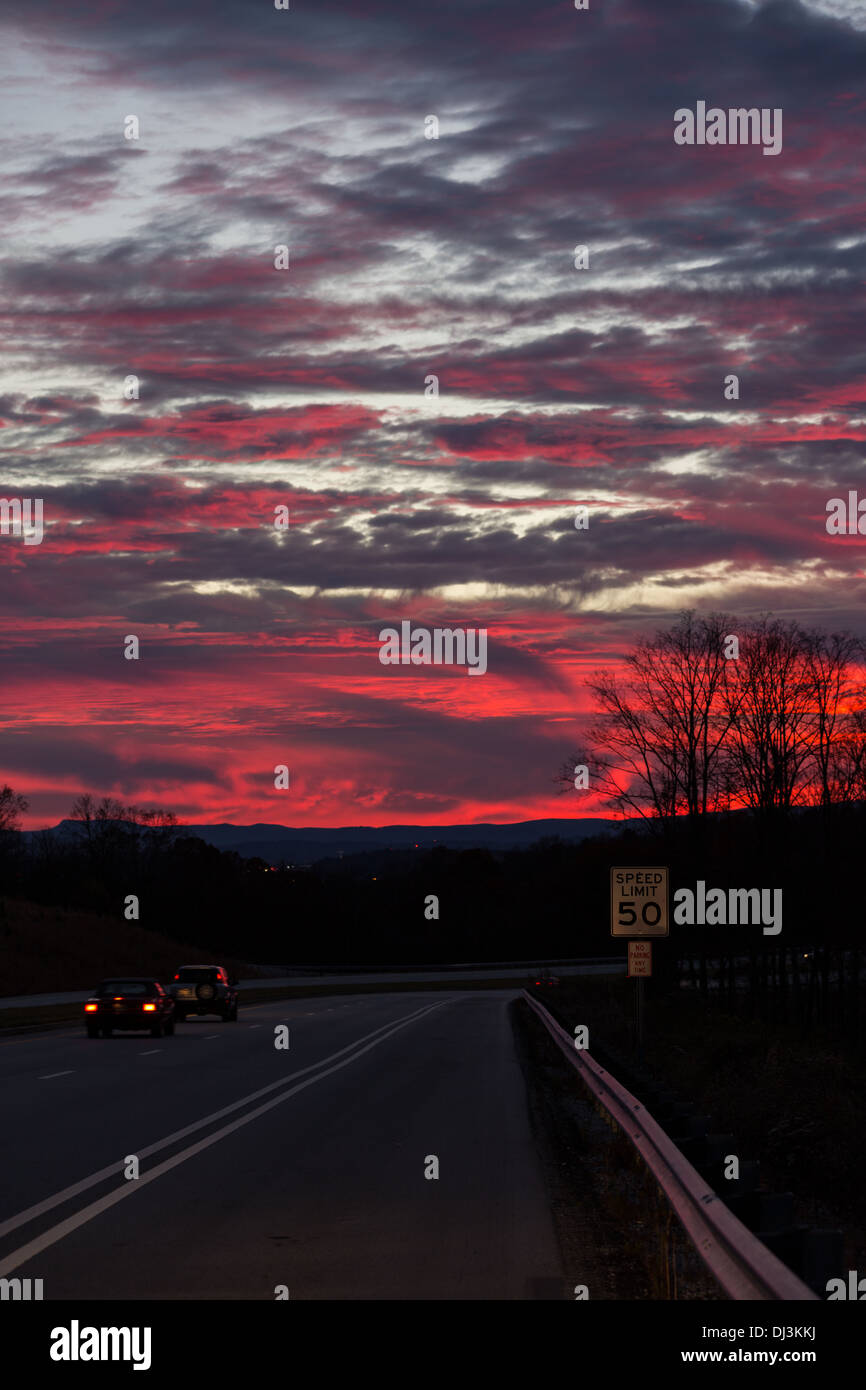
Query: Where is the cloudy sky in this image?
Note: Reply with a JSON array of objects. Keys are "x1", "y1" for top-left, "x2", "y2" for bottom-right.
[{"x1": 1, "y1": 0, "x2": 866, "y2": 829}]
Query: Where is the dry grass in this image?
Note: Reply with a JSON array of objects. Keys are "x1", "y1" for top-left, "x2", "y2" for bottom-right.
[{"x1": 541, "y1": 976, "x2": 866, "y2": 1272}]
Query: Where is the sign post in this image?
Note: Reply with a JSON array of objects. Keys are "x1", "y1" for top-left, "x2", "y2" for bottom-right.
[
  {"x1": 612, "y1": 869, "x2": 668, "y2": 1059},
  {"x1": 628, "y1": 941, "x2": 652, "y2": 1059}
]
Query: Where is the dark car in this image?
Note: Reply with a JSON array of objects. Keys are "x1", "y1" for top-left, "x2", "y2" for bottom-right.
[
  {"x1": 84, "y1": 979, "x2": 176, "y2": 1038},
  {"x1": 531, "y1": 969, "x2": 560, "y2": 988},
  {"x1": 168, "y1": 965, "x2": 239, "y2": 1022}
]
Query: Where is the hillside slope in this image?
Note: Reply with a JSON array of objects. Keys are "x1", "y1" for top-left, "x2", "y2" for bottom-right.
[{"x1": 0, "y1": 897, "x2": 253, "y2": 995}]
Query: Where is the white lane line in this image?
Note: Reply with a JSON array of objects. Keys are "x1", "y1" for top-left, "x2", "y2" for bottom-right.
[
  {"x1": 139, "y1": 1050, "x2": 161, "y2": 1057},
  {"x1": 38, "y1": 1071, "x2": 74, "y2": 1080},
  {"x1": 248, "y1": 1025, "x2": 262, "y2": 1029},
  {"x1": 0, "y1": 1000, "x2": 444, "y2": 1245},
  {"x1": 201, "y1": 1034, "x2": 219, "y2": 1040},
  {"x1": 0, "y1": 999, "x2": 447, "y2": 1277}
]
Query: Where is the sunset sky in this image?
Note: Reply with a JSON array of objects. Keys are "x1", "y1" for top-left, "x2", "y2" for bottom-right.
[{"x1": 2, "y1": 0, "x2": 866, "y2": 830}]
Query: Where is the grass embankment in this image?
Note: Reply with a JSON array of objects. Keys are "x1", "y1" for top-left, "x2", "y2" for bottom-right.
[
  {"x1": 0, "y1": 895, "x2": 526, "y2": 1031},
  {"x1": 0, "y1": 897, "x2": 253, "y2": 996},
  {"x1": 535, "y1": 975, "x2": 866, "y2": 1273}
]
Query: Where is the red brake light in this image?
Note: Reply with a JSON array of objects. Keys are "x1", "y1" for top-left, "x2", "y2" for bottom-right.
[
  {"x1": 142, "y1": 1003, "x2": 156, "y2": 1012},
  {"x1": 173, "y1": 974, "x2": 179, "y2": 980},
  {"x1": 85, "y1": 1003, "x2": 98, "y2": 1012}
]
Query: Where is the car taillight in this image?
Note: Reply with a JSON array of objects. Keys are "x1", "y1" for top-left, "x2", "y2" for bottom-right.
[
  {"x1": 85, "y1": 1003, "x2": 98, "y2": 1012},
  {"x1": 142, "y1": 1003, "x2": 157, "y2": 1012}
]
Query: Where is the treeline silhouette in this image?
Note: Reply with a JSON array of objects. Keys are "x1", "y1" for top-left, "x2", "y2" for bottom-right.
[
  {"x1": 562, "y1": 610, "x2": 866, "y2": 821},
  {"x1": 553, "y1": 609, "x2": 866, "y2": 1047},
  {"x1": 0, "y1": 786, "x2": 864, "y2": 1048},
  {"x1": 0, "y1": 610, "x2": 864, "y2": 1047}
]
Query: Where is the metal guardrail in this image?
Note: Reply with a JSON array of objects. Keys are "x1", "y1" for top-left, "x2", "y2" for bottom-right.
[{"x1": 523, "y1": 990, "x2": 817, "y2": 1301}]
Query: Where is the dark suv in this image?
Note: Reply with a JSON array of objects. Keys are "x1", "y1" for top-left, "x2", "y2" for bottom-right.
[{"x1": 169, "y1": 965, "x2": 239, "y2": 1021}]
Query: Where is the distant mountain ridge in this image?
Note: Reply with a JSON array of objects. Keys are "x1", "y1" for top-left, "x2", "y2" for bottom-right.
[{"x1": 32, "y1": 816, "x2": 633, "y2": 866}]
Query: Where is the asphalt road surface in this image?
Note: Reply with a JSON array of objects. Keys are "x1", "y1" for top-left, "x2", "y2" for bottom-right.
[
  {"x1": 0, "y1": 991, "x2": 564, "y2": 1299},
  {"x1": 0, "y1": 959, "x2": 621, "y2": 1010}
]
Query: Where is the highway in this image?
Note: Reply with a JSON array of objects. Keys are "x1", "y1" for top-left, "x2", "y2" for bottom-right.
[
  {"x1": 0, "y1": 958, "x2": 622, "y2": 1012},
  {"x1": 0, "y1": 991, "x2": 563, "y2": 1299}
]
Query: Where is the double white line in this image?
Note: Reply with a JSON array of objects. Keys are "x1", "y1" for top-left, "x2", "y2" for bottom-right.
[{"x1": 0, "y1": 999, "x2": 445, "y2": 1278}]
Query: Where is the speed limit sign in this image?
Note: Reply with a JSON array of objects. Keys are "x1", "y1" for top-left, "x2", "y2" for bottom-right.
[{"x1": 611, "y1": 867, "x2": 669, "y2": 937}]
